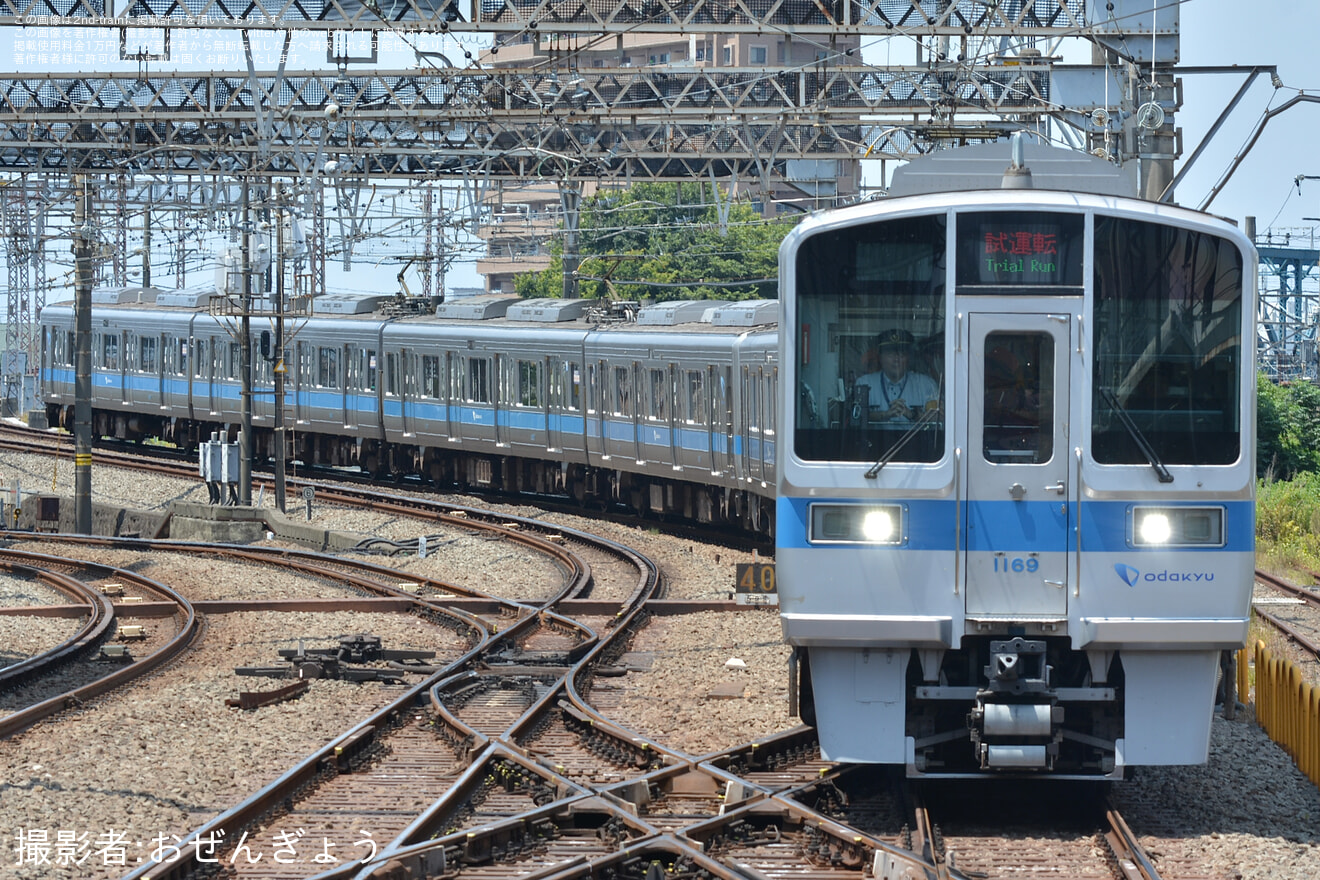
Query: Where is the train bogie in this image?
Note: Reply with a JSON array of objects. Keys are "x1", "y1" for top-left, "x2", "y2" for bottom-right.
[{"x1": 777, "y1": 142, "x2": 1256, "y2": 778}]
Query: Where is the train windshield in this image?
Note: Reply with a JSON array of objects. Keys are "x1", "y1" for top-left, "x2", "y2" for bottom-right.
[
  {"x1": 793, "y1": 214, "x2": 946, "y2": 463},
  {"x1": 1092, "y1": 216, "x2": 1244, "y2": 466}
]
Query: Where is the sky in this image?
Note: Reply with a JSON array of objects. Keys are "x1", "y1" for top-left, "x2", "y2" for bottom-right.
[
  {"x1": 1174, "y1": 0, "x2": 1320, "y2": 239},
  {"x1": 2, "y1": 0, "x2": 1319, "y2": 297}
]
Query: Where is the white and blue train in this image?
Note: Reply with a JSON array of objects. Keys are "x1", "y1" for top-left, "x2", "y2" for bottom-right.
[
  {"x1": 39, "y1": 141, "x2": 1256, "y2": 779},
  {"x1": 777, "y1": 142, "x2": 1256, "y2": 778},
  {"x1": 39, "y1": 294, "x2": 778, "y2": 533}
]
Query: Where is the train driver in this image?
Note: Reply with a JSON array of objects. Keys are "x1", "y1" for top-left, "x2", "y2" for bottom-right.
[{"x1": 857, "y1": 328, "x2": 940, "y2": 425}]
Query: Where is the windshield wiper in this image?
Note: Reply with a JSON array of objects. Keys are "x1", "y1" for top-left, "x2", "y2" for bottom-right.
[
  {"x1": 865, "y1": 405, "x2": 942, "y2": 478},
  {"x1": 1099, "y1": 387, "x2": 1173, "y2": 483}
]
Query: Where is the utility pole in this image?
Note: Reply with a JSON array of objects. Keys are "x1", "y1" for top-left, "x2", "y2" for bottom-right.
[
  {"x1": 239, "y1": 181, "x2": 253, "y2": 506},
  {"x1": 273, "y1": 193, "x2": 288, "y2": 513},
  {"x1": 141, "y1": 206, "x2": 151, "y2": 288},
  {"x1": 72, "y1": 176, "x2": 94, "y2": 534},
  {"x1": 559, "y1": 180, "x2": 581, "y2": 299}
]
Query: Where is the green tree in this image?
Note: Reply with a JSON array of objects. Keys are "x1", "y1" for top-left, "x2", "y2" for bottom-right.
[
  {"x1": 1257, "y1": 374, "x2": 1320, "y2": 480},
  {"x1": 514, "y1": 181, "x2": 794, "y2": 301}
]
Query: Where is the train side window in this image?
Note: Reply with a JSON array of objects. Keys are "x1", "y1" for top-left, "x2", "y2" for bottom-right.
[
  {"x1": 715, "y1": 370, "x2": 729, "y2": 428},
  {"x1": 100, "y1": 333, "x2": 119, "y2": 370},
  {"x1": 347, "y1": 348, "x2": 373, "y2": 391},
  {"x1": 385, "y1": 353, "x2": 398, "y2": 396},
  {"x1": 346, "y1": 349, "x2": 359, "y2": 391},
  {"x1": 568, "y1": 363, "x2": 581, "y2": 411},
  {"x1": 140, "y1": 336, "x2": 158, "y2": 373},
  {"x1": 318, "y1": 346, "x2": 338, "y2": 387},
  {"x1": 228, "y1": 342, "x2": 240, "y2": 379},
  {"x1": 649, "y1": 369, "x2": 667, "y2": 421},
  {"x1": 586, "y1": 364, "x2": 598, "y2": 413},
  {"x1": 744, "y1": 367, "x2": 760, "y2": 431},
  {"x1": 66, "y1": 331, "x2": 75, "y2": 366},
  {"x1": 298, "y1": 342, "x2": 313, "y2": 385},
  {"x1": 497, "y1": 357, "x2": 513, "y2": 406},
  {"x1": 547, "y1": 359, "x2": 561, "y2": 408},
  {"x1": 686, "y1": 371, "x2": 705, "y2": 424},
  {"x1": 468, "y1": 357, "x2": 490, "y2": 403},
  {"x1": 193, "y1": 339, "x2": 206, "y2": 378},
  {"x1": 124, "y1": 332, "x2": 138, "y2": 371},
  {"x1": 614, "y1": 366, "x2": 632, "y2": 416},
  {"x1": 518, "y1": 360, "x2": 540, "y2": 407},
  {"x1": 422, "y1": 355, "x2": 441, "y2": 398}
]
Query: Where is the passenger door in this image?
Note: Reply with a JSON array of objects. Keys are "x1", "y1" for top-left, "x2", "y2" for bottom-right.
[
  {"x1": 963, "y1": 313, "x2": 1071, "y2": 618},
  {"x1": 546, "y1": 356, "x2": 564, "y2": 453},
  {"x1": 343, "y1": 344, "x2": 358, "y2": 429},
  {"x1": 710, "y1": 366, "x2": 732, "y2": 478}
]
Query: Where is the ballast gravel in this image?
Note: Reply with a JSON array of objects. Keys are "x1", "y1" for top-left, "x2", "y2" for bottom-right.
[
  {"x1": 0, "y1": 610, "x2": 466, "y2": 880},
  {"x1": 0, "y1": 449, "x2": 1316, "y2": 879}
]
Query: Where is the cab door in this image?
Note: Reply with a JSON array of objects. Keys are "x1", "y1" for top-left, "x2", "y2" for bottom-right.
[{"x1": 963, "y1": 313, "x2": 1071, "y2": 618}]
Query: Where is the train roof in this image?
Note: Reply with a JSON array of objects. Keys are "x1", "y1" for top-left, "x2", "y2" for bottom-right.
[
  {"x1": 45, "y1": 292, "x2": 779, "y2": 335},
  {"x1": 887, "y1": 141, "x2": 1138, "y2": 199}
]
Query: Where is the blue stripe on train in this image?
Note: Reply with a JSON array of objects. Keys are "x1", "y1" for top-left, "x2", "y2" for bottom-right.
[{"x1": 776, "y1": 496, "x2": 1254, "y2": 552}]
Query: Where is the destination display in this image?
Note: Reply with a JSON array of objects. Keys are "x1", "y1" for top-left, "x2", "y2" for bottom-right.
[{"x1": 955, "y1": 211, "x2": 1084, "y2": 288}]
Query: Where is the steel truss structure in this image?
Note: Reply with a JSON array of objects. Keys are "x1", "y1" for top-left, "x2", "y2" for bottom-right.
[
  {"x1": 1257, "y1": 238, "x2": 1320, "y2": 381},
  {"x1": 4, "y1": 0, "x2": 1101, "y2": 35},
  {"x1": 0, "y1": 64, "x2": 1087, "y2": 178},
  {"x1": 0, "y1": 0, "x2": 1181, "y2": 403}
]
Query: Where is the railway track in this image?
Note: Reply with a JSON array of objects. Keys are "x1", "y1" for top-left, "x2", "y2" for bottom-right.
[
  {"x1": 0, "y1": 433, "x2": 1192, "y2": 880},
  {"x1": 0, "y1": 557, "x2": 116, "y2": 690},
  {"x1": 0, "y1": 422, "x2": 771, "y2": 554},
  {"x1": 1254, "y1": 569, "x2": 1320, "y2": 659},
  {"x1": 0, "y1": 547, "x2": 199, "y2": 738},
  {"x1": 909, "y1": 782, "x2": 1162, "y2": 880}
]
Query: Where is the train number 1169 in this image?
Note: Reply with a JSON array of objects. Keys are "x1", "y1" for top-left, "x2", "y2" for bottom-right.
[{"x1": 993, "y1": 556, "x2": 1039, "y2": 573}]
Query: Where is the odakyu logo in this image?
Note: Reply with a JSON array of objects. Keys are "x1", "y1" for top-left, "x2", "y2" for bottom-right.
[
  {"x1": 1114, "y1": 564, "x2": 1140, "y2": 587},
  {"x1": 1113, "y1": 563, "x2": 1215, "y2": 586}
]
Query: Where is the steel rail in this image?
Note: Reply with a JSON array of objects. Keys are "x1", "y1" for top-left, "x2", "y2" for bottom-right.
[
  {"x1": 1255, "y1": 568, "x2": 1320, "y2": 610},
  {"x1": 116, "y1": 565, "x2": 496, "y2": 880},
  {"x1": 116, "y1": 497, "x2": 610, "y2": 879},
  {"x1": 1253, "y1": 608, "x2": 1320, "y2": 659},
  {"x1": 0, "y1": 430, "x2": 952, "y2": 879},
  {"x1": 1253, "y1": 569, "x2": 1320, "y2": 658},
  {"x1": 0, "y1": 552, "x2": 199, "y2": 739},
  {"x1": 0, "y1": 562, "x2": 114, "y2": 687},
  {"x1": 1104, "y1": 799, "x2": 1165, "y2": 880}
]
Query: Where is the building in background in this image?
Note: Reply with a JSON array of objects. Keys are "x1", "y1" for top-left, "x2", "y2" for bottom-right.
[{"x1": 475, "y1": 33, "x2": 863, "y2": 294}]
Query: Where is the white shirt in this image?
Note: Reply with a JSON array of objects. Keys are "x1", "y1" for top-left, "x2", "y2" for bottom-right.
[{"x1": 857, "y1": 370, "x2": 940, "y2": 424}]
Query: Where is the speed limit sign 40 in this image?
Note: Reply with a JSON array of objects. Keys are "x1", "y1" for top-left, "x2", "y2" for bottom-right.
[{"x1": 734, "y1": 563, "x2": 777, "y2": 605}]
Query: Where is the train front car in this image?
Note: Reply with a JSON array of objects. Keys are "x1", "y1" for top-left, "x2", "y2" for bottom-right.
[{"x1": 777, "y1": 143, "x2": 1256, "y2": 779}]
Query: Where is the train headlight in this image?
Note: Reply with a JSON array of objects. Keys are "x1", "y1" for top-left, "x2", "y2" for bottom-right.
[
  {"x1": 1131, "y1": 507, "x2": 1225, "y2": 547},
  {"x1": 809, "y1": 504, "x2": 904, "y2": 545},
  {"x1": 862, "y1": 509, "x2": 895, "y2": 542},
  {"x1": 1138, "y1": 512, "x2": 1172, "y2": 545}
]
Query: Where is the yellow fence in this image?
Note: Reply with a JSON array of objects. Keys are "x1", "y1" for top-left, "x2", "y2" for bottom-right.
[{"x1": 1238, "y1": 641, "x2": 1320, "y2": 787}]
